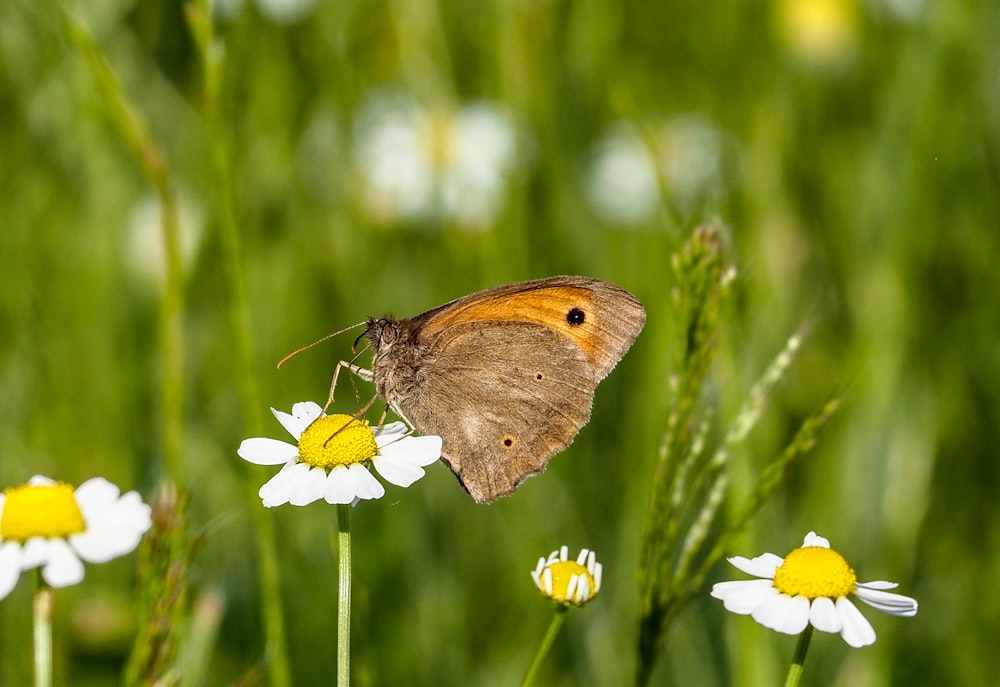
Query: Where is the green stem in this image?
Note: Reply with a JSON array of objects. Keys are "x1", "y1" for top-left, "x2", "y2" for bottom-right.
[
  {"x1": 33, "y1": 573, "x2": 52, "y2": 687},
  {"x1": 335, "y1": 504, "x2": 352, "y2": 687},
  {"x1": 783, "y1": 626, "x2": 813, "y2": 687},
  {"x1": 520, "y1": 605, "x2": 568, "y2": 687}
]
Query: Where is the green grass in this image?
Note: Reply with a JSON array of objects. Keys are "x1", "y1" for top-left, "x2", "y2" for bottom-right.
[{"x1": 1, "y1": 0, "x2": 998, "y2": 684}]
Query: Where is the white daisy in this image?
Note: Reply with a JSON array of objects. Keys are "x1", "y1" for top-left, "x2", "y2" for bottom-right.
[
  {"x1": 0, "y1": 476, "x2": 152, "y2": 600},
  {"x1": 711, "y1": 531, "x2": 918, "y2": 647},
  {"x1": 585, "y1": 123, "x2": 660, "y2": 225},
  {"x1": 237, "y1": 401, "x2": 442, "y2": 507},
  {"x1": 531, "y1": 546, "x2": 603, "y2": 607},
  {"x1": 353, "y1": 92, "x2": 525, "y2": 229}
]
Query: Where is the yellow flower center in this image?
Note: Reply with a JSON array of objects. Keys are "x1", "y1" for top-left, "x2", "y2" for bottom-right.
[
  {"x1": 773, "y1": 545, "x2": 857, "y2": 599},
  {"x1": 297, "y1": 414, "x2": 378, "y2": 469},
  {"x1": 0, "y1": 482, "x2": 86, "y2": 542},
  {"x1": 545, "y1": 560, "x2": 598, "y2": 606}
]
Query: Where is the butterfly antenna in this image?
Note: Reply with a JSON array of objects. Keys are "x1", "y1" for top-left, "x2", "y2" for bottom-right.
[
  {"x1": 277, "y1": 321, "x2": 367, "y2": 369},
  {"x1": 352, "y1": 329, "x2": 370, "y2": 352}
]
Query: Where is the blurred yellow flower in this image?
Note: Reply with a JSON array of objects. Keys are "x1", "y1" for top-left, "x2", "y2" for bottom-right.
[{"x1": 777, "y1": 0, "x2": 859, "y2": 68}]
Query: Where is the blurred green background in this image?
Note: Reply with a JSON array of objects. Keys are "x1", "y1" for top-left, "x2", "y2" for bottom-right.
[{"x1": 1, "y1": 0, "x2": 998, "y2": 684}]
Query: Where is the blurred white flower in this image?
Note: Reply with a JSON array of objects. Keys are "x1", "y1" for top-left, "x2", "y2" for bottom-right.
[
  {"x1": 658, "y1": 115, "x2": 736, "y2": 214},
  {"x1": 254, "y1": 0, "x2": 317, "y2": 24},
  {"x1": 124, "y1": 191, "x2": 202, "y2": 289},
  {"x1": 0, "y1": 476, "x2": 151, "y2": 600},
  {"x1": 585, "y1": 124, "x2": 660, "y2": 225},
  {"x1": 354, "y1": 92, "x2": 526, "y2": 229},
  {"x1": 585, "y1": 116, "x2": 739, "y2": 224},
  {"x1": 880, "y1": 0, "x2": 927, "y2": 23}
]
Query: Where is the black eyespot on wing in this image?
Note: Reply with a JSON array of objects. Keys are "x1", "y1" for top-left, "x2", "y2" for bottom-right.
[
  {"x1": 566, "y1": 307, "x2": 586, "y2": 325},
  {"x1": 502, "y1": 435, "x2": 515, "y2": 448},
  {"x1": 535, "y1": 372, "x2": 544, "y2": 380}
]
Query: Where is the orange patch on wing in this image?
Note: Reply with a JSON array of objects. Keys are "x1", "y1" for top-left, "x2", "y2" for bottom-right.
[{"x1": 421, "y1": 286, "x2": 605, "y2": 368}]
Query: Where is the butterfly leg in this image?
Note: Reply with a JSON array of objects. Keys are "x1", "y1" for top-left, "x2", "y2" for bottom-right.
[
  {"x1": 325, "y1": 360, "x2": 374, "y2": 413},
  {"x1": 326, "y1": 361, "x2": 417, "y2": 435}
]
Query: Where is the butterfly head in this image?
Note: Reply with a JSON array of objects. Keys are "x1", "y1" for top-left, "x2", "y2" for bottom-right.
[{"x1": 360, "y1": 316, "x2": 402, "y2": 355}]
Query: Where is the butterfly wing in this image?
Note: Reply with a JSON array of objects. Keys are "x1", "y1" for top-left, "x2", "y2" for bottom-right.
[
  {"x1": 369, "y1": 276, "x2": 645, "y2": 502},
  {"x1": 395, "y1": 321, "x2": 597, "y2": 502},
  {"x1": 412, "y1": 276, "x2": 646, "y2": 380}
]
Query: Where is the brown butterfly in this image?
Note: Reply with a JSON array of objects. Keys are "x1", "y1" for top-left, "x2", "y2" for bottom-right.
[{"x1": 333, "y1": 276, "x2": 645, "y2": 503}]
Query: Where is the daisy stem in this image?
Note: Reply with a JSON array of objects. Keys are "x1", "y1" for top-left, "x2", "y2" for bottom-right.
[
  {"x1": 335, "y1": 504, "x2": 352, "y2": 687},
  {"x1": 783, "y1": 625, "x2": 813, "y2": 687},
  {"x1": 33, "y1": 572, "x2": 53, "y2": 687},
  {"x1": 520, "y1": 605, "x2": 568, "y2": 687}
]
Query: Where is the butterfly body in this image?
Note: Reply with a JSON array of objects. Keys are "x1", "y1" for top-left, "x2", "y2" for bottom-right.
[{"x1": 363, "y1": 276, "x2": 645, "y2": 503}]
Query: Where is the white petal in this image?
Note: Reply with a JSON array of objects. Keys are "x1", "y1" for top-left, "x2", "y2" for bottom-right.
[
  {"x1": 727, "y1": 552, "x2": 783, "y2": 578},
  {"x1": 856, "y1": 579, "x2": 898, "y2": 590},
  {"x1": 802, "y1": 532, "x2": 830, "y2": 548},
  {"x1": 41, "y1": 539, "x2": 85, "y2": 588},
  {"x1": 83, "y1": 490, "x2": 151, "y2": 529},
  {"x1": 289, "y1": 468, "x2": 328, "y2": 506},
  {"x1": 259, "y1": 463, "x2": 309, "y2": 507},
  {"x1": 712, "y1": 579, "x2": 778, "y2": 615},
  {"x1": 809, "y1": 596, "x2": 842, "y2": 633},
  {"x1": 530, "y1": 568, "x2": 543, "y2": 592},
  {"x1": 347, "y1": 464, "x2": 385, "y2": 500},
  {"x1": 69, "y1": 478, "x2": 152, "y2": 563},
  {"x1": 325, "y1": 464, "x2": 387, "y2": 503},
  {"x1": 74, "y1": 477, "x2": 120, "y2": 507},
  {"x1": 270, "y1": 408, "x2": 303, "y2": 439},
  {"x1": 71, "y1": 493, "x2": 152, "y2": 562},
  {"x1": 379, "y1": 435, "x2": 442, "y2": 467},
  {"x1": 28, "y1": 476, "x2": 56, "y2": 486},
  {"x1": 291, "y1": 401, "x2": 324, "y2": 423},
  {"x1": 854, "y1": 585, "x2": 918, "y2": 617},
  {"x1": 238, "y1": 438, "x2": 299, "y2": 465},
  {"x1": 752, "y1": 593, "x2": 810, "y2": 635},
  {"x1": 372, "y1": 454, "x2": 426, "y2": 487},
  {"x1": 374, "y1": 432, "x2": 407, "y2": 450},
  {"x1": 271, "y1": 402, "x2": 324, "y2": 440},
  {"x1": 0, "y1": 542, "x2": 24, "y2": 600},
  {"x1": 20, "y1": 538, "x2": 50, "y2": 569},
  {"x1": 836, "y1": 597, "x2": 876, "y2": 647},
  {"x1": 71, "y1": 530, "x2": 137, "y2": 563},
  {"x1": 373, "y1": 422, "x2": 409, "y2": 440},
  {"x1": 325, "y1": 466, "x2": 357, "y2": 504}
]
